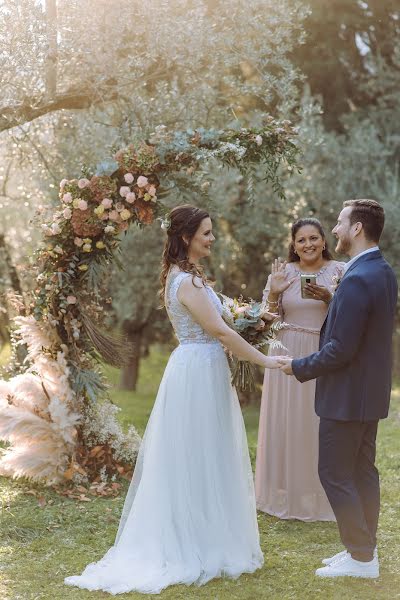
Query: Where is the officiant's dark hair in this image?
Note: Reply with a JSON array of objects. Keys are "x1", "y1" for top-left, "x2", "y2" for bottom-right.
[
  {"x1": 159, "y1": 204, "x2": 210, "y2": 305},
  {"x1": 343, "y1": 199, "x2": 384, "y2": 242},
  {"x1": 288, "y1": 218, "x2": 333, "y2": 262}
]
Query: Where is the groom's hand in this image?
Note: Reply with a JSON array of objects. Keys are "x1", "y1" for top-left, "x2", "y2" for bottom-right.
[{"x1": 277, "y1": 357, "x2": 293, "y2": 375}]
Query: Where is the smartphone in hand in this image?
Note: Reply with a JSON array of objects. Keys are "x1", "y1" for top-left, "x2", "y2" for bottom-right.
[{"x1": 300, "y1": 274, "x2": 317, "y2": 299}]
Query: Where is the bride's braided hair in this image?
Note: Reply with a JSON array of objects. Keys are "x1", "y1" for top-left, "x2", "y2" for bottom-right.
[{"x1": 159, "y1": 204, "x2": 209, "y2": 306}]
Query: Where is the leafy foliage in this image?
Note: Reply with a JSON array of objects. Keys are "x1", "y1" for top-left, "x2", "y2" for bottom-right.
[
  {"x1": 292, "y1": 1, "x2": 400, "y2": 130},
  {"x1": 10, "y1": 123, "x2": 296, "y2": 407}
]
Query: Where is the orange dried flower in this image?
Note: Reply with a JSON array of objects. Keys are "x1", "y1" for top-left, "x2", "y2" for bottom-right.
[
  {"x1": 135, "y1": 199, "x2": 154, "y2": 225},
  {"x1": 89, "y1": 176, "x2": 117, "y2": 203},
  {"x1": 71, "y1": 208, "x2": 103, "y2": 237}
]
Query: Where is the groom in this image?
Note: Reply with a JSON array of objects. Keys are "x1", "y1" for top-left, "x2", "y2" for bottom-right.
[{"x1": 279, "y1": 199, "x2": 397, "y2": 579}]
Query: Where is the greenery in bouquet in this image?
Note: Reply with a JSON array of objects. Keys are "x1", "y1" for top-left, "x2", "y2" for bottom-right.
[{"x1": 219, "y1": 294, "x2": 287, "y2": 391}]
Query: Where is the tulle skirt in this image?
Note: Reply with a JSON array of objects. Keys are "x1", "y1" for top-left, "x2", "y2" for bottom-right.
[{"x1": 65, "y1": 342, "x2": 263, "y2": 594}]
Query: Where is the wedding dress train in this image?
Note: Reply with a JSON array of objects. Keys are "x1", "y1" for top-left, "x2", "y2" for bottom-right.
[{"x1": 65, "y1": 269, "x2": 263, "y2": 594}]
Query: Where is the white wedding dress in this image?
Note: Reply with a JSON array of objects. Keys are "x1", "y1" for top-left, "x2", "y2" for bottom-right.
[{"x1": 65, "y1": 268, "x2": 263, "y2": 595}]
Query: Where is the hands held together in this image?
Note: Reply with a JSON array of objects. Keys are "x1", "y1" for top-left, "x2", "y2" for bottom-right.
[{"x1": 265, "y1": 356, "x2": 293, "y2": 374}]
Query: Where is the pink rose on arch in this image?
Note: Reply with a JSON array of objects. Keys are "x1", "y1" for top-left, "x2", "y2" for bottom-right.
[
  {"x1": 63, "y1": 207, "x2": 72, "y2": 219},
  {"x1": 108, "y1": 210, "x2": 120, "y2": 221},
  {"x1": 67, "y1": 295, "x2": 77, "y2": 304},
  {"x1": 78, "y1": 199, "x2": 88, "y2": 211},
  {"x1": 148, "y1": 185, "x2": 157, "y2": 197},
  {"x1": 126, "y1": 192, "x2": 136, "y2": 204},
  {"x1": 119, "y1": 186, "x2": 130, "y2": 197},
  {"x1": 60, "y1": 179, "x2": 68, "y2": 190},
  {"x1": 74, "y1": 237, "x2": 84, "y2": 247},
  {"x1": 124, "y1": 173, "x2": 134, "y2": 184},
  {"x1": 78, "y1": 178, "x2": 90, "y2": 189},
  {"x1": 101, "y1": 198, "x2": 113, "y2": 209},
  {"x1": 115, "y1": 202, "x2": 124, "y2": 212},
  {"x1": 137, "y1": 176, "x2": 148, "y2": 188},
  {"x1": 62, "y1": 192, "x2": 72, "y2": 204}
]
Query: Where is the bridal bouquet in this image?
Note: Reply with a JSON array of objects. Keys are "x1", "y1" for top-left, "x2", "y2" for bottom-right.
[{"x1": 219, "y1": 295, "x2": 287, "y2": 391}]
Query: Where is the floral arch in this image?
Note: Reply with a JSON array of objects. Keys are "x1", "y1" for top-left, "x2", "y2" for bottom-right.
[{"x1": 0, "y1": 121, "x2": 298, "y2": 489}]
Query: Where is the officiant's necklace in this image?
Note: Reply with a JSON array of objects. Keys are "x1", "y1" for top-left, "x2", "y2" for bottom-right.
[{"x1": 293, "y1": 262, "x2": 329, "y2": 276}]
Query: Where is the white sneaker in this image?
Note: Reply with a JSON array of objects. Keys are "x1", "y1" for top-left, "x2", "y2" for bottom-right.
[
  {"x1": 322, "y1": 547, "x2": 377, "y2": 565},
  {"x1": 316, "y1": 554, "x2": 379, "y2": 579},
  {"x1": 322, "y1": 549, "x2": 348, "y2": 565}
]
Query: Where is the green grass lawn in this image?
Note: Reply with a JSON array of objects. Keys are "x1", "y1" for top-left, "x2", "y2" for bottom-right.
[
  {"x1": 0, "y1": 343, "x2": 11, "y2": 370},
  {"x1": 0, "y1": 346, "x2": 399, "y2": 600}
]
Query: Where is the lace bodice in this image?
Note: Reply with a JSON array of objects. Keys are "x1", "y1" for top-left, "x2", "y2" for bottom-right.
[{"x1": 165, "y1": 269, "x2": 222, "y2": 344}]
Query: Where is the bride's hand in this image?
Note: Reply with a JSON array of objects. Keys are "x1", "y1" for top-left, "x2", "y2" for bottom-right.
[
  {"x1": 270, "y1": 258, "x2": 293, "y2": 295},
  {"x1": 264, "y1": 355, "x2": 292, "y2": 369}
]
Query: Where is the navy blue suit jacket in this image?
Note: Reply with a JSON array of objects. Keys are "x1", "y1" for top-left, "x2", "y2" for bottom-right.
[{"x1": 292, "y1": 250, "x2": 397, "y2": 421}]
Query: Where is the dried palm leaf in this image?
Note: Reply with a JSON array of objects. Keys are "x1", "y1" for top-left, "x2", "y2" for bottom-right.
[{"x1": 80, "y1": 311, "x2": 133, "y2": 367}]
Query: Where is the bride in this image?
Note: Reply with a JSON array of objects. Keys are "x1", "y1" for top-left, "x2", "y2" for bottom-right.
[{"x1": 65, "y1": 204, "x2": 284, "y2": 595}]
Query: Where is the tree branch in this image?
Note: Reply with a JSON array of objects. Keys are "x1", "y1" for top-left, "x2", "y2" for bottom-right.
[
  {"x1": 0, "y1": 87, "x2": 119, "y2": 134},
  {"x1": 16, "y1": 126, "x2": 58, "y2": 182}
]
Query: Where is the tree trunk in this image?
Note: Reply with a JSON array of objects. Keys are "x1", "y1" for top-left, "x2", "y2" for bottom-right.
[
  {"x1": 0, "y1": 234, "x2": 24, "y2": 299},
  {"x1": 119, "y1": 327, "x2": 143, "y2": 391},
  {"x1": 45, "y1": 0, "x2": 58, "y2": 98},
  {"x1": 0, "y1": 234, "x2": 26, "y2": 363},
  {"x1": 0, "y1": 311, "x2": 10, "y2": 347}
]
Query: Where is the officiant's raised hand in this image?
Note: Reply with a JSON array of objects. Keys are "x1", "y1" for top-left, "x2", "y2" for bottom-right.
[
  {"x1": 270, "y1": 258, "x2": 294, "y2": 295},
  {"x1": 277, "y1": 357, "x2": 293, "y2": 375}
]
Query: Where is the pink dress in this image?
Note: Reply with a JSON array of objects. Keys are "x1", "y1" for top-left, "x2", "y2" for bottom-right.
[{"x1": 255, "y1": 260, "x2": 344, "y2": 521}]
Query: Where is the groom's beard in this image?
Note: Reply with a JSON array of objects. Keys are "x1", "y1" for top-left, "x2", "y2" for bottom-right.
[{"x1": 335, "y1": 234, "x2": 352, "y2": 256}]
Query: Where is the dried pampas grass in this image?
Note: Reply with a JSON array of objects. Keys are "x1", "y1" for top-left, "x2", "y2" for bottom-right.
[
  {"x1": 3, "y1": 372, "x2": 49, "y2": 413},
  {"x1": 0, "y1": 317, "x2": 80, "y2": 484},
  {"x1": 0, "y1": 315, "x2": 140, "y2": 485}
]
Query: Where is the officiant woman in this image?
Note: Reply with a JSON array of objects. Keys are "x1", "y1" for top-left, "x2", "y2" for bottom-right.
[{"x1": 255, "y1": 218, "x2": 344, "y2": 521}]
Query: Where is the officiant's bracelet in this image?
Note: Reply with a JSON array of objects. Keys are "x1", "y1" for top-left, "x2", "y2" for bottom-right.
[{"x1": 267, "y1": 299, "x2": 279, "y2": 307}]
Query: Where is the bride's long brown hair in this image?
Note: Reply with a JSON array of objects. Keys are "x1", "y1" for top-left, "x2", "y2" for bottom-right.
[{"x1": 159, "y1": 204, "x2": 210, "y2": 305}]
